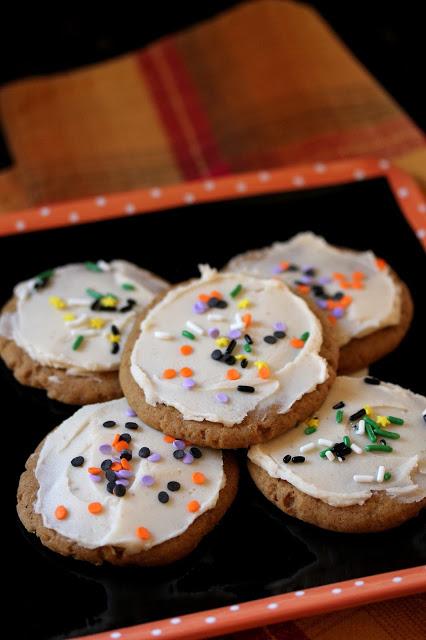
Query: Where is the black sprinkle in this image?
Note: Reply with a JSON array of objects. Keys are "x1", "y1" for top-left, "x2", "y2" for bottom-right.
[
  {"x1": 111, "y1": 343, "x2": 120, "y2": 355},
  {"x1": 349, "y1": 408, "x2": 366, "y2": 422},
  {"x1": 114, "y1": 484, "x2": 126, "y2": 497},
  {"x1": 103, "y1": 420, "x2": 116, "y2": 428},
  {"x1": 138, "y1": 446, "x2": 151, "y2": 458},
  {"x1": 380, "y1": 439, "x2": 387, "y2": 446},
  {"x1": 106, "y1": 481, "x2": 116, "y2": 494},
  {"x1": 216, "y1": 299, "x2": 228, "y2": 309},
  {"x1": 264, "y1": 335, "x2": 277, "y2": 344},
  {"x1": 211, "y1": 349, "x2": 223, "y2": 361},
  {"x1": 292, "y1": 456, "x2": 305, "y2": 463},
  {"x1": 101, "y1": 459, "x2": 112, "y2": 471},
  {"x1": 119, "y1": 433, "x2": 131, "y2": 443},
  {"x1": 304, "y1": 268, "x2": 316, "y2": 277},
  {"x1": 423, "y1": 412, "x2": 426, "y2": 424},
  {"x1": 111, "y1": 324, "x2": 120, "y2": 335},
  {"x1": 125, "y1": 421, "x2": 138, "y2": 430},
  {"x1": 120, "y1": 450, "x2": 132, "y2": 461},
  {"x1": 294, "y1": 280, "x2": 307, "y2": 287},
  {"x1": 225, "y1": 354, "x2": 236, "y2": 365},
  {"x1": 241, "y1": 358, "x2": 248, "y2": 368},
  {"x1": 173, "y1": 449, "x2": 185, "y2": 460},
  {"x1": 273, "y1": 330, "x2": 286, "y2": 339},
  {"x1": 91, "y1": 299, "x2": 101, "y2": 311},
  {"x1": 158, "y1": 491, "x2": 169, "y2": 504},
  {"x1": 167, "y1": 481, "x2": 181, "y2": 492},
  {"x1": 244, "y1": 334, "x2": 253, "y2": 344},
  {"x1": 105, "y1": 469, "x2": 117, "y2": 482},
  {"x1": 237, "y1": 385, "x2": 255, "y2": 393},
  {"x1": 333, "y1": 292, "x2": 344, "y2": 301},
  {"x1": 364, "y1": 376, "x2": 381, "y2": 385},
  {"x1": 207, "y1": 297, "x2": 220, "y2": 308},
  {"x1": 287, "y1": 264, "x2": 299, "y2": 272},
  {"x1": 226, "y1": 339, "x2": 236, "y2": 354},
  {"x1": 312, "y1": 285, "x2": 325, "y2": 296},
  {"x1": 71, "y1": 456, "x2": 84, "y2": 467},
  {"x1": 332, "y1": 401, "x2": 345, "y2": 410},
  {"x1": 190, "y1": 447, "x2": 202, "y2": 459},
  {"x1": 283, "y1": 454, "x2": 291, "y2": 463}
]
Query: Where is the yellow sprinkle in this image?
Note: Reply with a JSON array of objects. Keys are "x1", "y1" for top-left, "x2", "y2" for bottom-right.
[
  {"x1": 100, "y1": 296, "x2": 118, "y2": 308},
  {"x1": 63, "y1": 313, "x2": 75, "y2": 322},
  {"x1": 90, "y1": 317, "x2": 106, "y2": 329},
  {"x1": 108, "y1": 334, "x2": 121, "y2": 343},
  {"x1": 376, "y1": 415, "x2": 390, "y2": 427},
  {"x1": 254, "y1": 360, "x2": 267, "y2": 369},
  {"x1": 237, "y1": 298, "x2": 250, "y2": 309},
  {"x1": 49, "y1": 296, "x2": 67, "y2": 309},
  {"x1": 307, "y1": 418, "x2": 319, "y2": 428},
  {"x1": 363, "y1": 405, "x2": 373, "y2": 416},
  {"x1": 235, "y1": 354, "x2": 245, "y2": 360},
  {"x1": 215, "y1": 337, "x2": 229, "y2": 348}
]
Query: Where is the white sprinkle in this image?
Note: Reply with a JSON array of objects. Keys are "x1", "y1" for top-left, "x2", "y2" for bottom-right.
[
  {"x1": 154, "y1": 331, "x2": 173, "y2": 340},
  {"x1": 67, "y1": 298, "x2": 91, "y2": 306},
  {"x1": 325, "y1": 450, "x2": 335, "y2": 461},
  {"x1": 300, "y1": 442, "x2": 315, "y2": 454},
  {"x1": 376, "y1": 465, "x2": 385, "y2": 483},
  {"x1": 97, "y1": 260, "x2": 110, "y2": 271},
  {"x1": 208, "y1": 313, "x2": 226, "y2": 322},
  {"x1": 66, "y1": 314, "x2": 88, "y2": 327},
  {"x1": 353, "y1": 474, "x2": 375, "y2": 483},
  {"x1": 186, "y1": 320, "x2": 204, "y2": 335},
  {"x1": 70, "y1": 329, "x2": 99, "y2": 336},
  {"x1": 337, "y1": 456, "x2": 344, "y2": 462},
  {"x1": 318, "y1": 438, "x2": 333, "y2": 446},
  {"x1": 350, "y1": 442, "x2": 363, "y2": 454},
  {"x1": 354, "y1": 419, "x2": 365, "y2": 435},
  {"x1": 231, "y1": 313, "x2": 244, "y2": 329}
]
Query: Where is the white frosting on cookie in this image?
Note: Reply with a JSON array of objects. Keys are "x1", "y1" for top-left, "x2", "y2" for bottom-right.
[
  {"x1": 35, "y1": 398, "x2": 224, "y2": 552},
  {"x1": 130, "y1": 266, "x2": 329, "y2": 426},
  {"x1": 0, "y1": 261, "x2": 167, "y2": 373},
  {"x1": 225, "y1": 233, "x2": 401, "y2": 347},
  {"x1": 249, "y1": 376, "x2": 426, "y2": 506}
]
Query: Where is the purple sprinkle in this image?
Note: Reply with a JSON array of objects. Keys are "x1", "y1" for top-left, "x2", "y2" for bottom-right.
[
  {"x1": 148, "y1": 453, "x2": 161, "y2": 462},
  {"x1": 272, "y1": 265, "x2": 283, "y2": 275},
  {"x1": 317, "y1": 299, "x2": 328, "y2": 309},
  {"x1": 116, "y1": 479, "x2": 129, "y2": 487},
  {"x1": 99, "y1": 443, "x2": 112, "y2": 455},
  {"x1": 126, "y1": 407, "x2": 137, "y2": 417},
  {"x1": 216, "y1": 392, "x2": 229, "y2": 404},
  {"x1": 299, "y1": 275, "x2": 312, "y2": 284},
  {"x1": 173, "y1": 439, "x2": 186, "y2": 450},
  {"x1": 89, "y1": 474, "x2": 101, "y2": 483},
  {"x1": 332, "y1": 307, "x2": 345, "y2": 318},
  {"x1": 193, "y1": 301, "x2": 207, "y2": 314},
  {"x1": 117, "y1": 469, "x2": 133, "y2": 478},
  {"x1": 112, "y1": 456, "x2": 122, "y2": 462},
  {"x1": 183, "y1": 378, "x2": 196, "y2": 389},
  {"x1": 228, "y1": 329, "x2": 241, "y2": 339},
  {"x1": 318, "y1": 276, "x2": 332, "y2": 285},
  {"x1": 183, "y1": 453, "x2": 194, "y2": 464},
  {"x1": 208, "y1": 327, "x2": 220, "y2": 338},
  {"x1": 274, "y1": 321, "x2": 287, "y2": 332},
  {"x1": 141, "y1": 475, "x2": 155, "y2": 486}
]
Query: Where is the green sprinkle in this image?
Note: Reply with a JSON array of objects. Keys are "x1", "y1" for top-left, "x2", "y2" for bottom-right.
[
  {"x1": 86, "y1": 288, "x2": 103, "y2": 299},
  {"x1": 384, "y1": 472, "x2": 392, "y2": 481},
  {"x1": 365, "y1": 423, "x2": 377, "y2": 443},
  {"x1": 106, "y1": 292, "x2": 119, "y2": 300},
  {"x1": 304, "y1": 426, "x2": 317, "y2": 435},
  {"x1": 343, "y1": 435, "x2": 351, "y2": 446},
  {"x1": 36, "y1": 268, "x2": 54, "y2": 280},
  {"x1": 387, "y1": 416, "x2": 404, "y2": 425},
  {"x1": 319, "y1": 448, "x2": 331, "y2": 458},
  {"x1": 243, "y1": 344, "x2": 252, "y2": 353},
  {"x1": 72, "y1": 335, "x2": 84, "y2": 351},
  {"x1": 336, "y1": 409, "x2": 344, "y2": 423},
  {"x1": 121, "y1": 283, "x2": 135, "y2": 291},
  {"x1": 300, "y1": 331, "x2": 310, "y2": 342},
  {"x1": 365, "y1": 444, "x2": 393, "y2": 453},
  {"x1": 230, "y1": 284, "x2": 242, "y2": 298},
  {"x1": 182, "y1": 330, "x2": 195, "y2": 340},
  {"x1": 84, "y1": 261, "x2": 102, "y2": 272},
  {"x1": 371, "y1": 427, "x2": 400, "y2": 440},
  {"x1": 364, "y1": 415, "x2": 380, "y2": 430}
]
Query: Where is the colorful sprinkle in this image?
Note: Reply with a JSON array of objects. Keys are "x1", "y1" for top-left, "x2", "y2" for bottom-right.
[
  {"x1": 72, "y1": 335, "x2": 84, "y2": 350},
  {"x1": 336, "y1": 409, "x2": 344, "y2": 423},
  {"x1": 193, "y1": 301, "x2": 207, "y2": 314},
  {"x1": 173, "y1": 440, "x2": 186, "y2": 450},
  {"x1": 387, "y1": 416, "x2": 404, "y2": 425},
  {"x1": 216, "y1": 392, "x2": 229, "y2": 403},
  {"x1": 183, "y1": 378, "x2": 196, "y2": 389},
  {"x1": 99, "y1": 444, "x2": 112, "y2": 455},
  {"x1": 55, "y1": 505, "x2": 68, "y2": 520},
  {"x1": 136, "y1": 526, "x2": 151, "y2": 540},
  {"x1": 163, "y1": 369, "x2": 176, "y2": 379},
  {"x1": 121, "y1": 283, "x2": 135, "y2": 291},
  {"x1": 141, "y1": 475, "x2": 155, "y2": 486},
  {"x1": 304, "y1": 426, "x2": 317, "y2": 435},
  {"x1": 187, "y1": 500, "x2": 200, "y2": 513},
  {"x1": 180, "y1": 367, "x2": 193, "y2": 378},
  {"x1": 365, "y1": 444, "x2": 393, "y2": 452},
  {"x1": 88, "y1": 502, "x2": 103, "y2": 514},
  {"x1": 384, "y1": 472, "x2": 392, "y2": 481},
  {"x1": 192, "y1": 472, "x2": 206, "y2": 485},
  {"x1": 227, "y1": 369, "x2": 240, "y2": 380},
  {"x1": 208, "y1": 327, "x2": 220, "y2": 339},
  {"x1": 290, "y1": 338, "x2": 305, "y2": 348},
  {"x1": 148, "y1": 453, "x2": 161, "y2": 462},
  {"x1": 180, "y1": 345, "x2": 193, "y2": 356},
  {"x1": 182, "y1": 330, "x2": 195, "y2": 340}
]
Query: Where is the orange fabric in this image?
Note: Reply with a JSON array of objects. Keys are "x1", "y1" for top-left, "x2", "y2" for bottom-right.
[{"x1": 0, "y1": 0, "x2": 424, "y2": 213}]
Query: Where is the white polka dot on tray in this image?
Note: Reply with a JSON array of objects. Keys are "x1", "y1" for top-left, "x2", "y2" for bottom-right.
[
  {"x1": 150, "y1": 187, "x2": 162, "y2": 198},
  {"x1": 354, "y1": 580, "x2": 365, "y2": 587},
  {"x1": 95, "y1": 196, "x2": 107, "y2": 206},
  {"x1": 418, "y1": 203, "x2": 426, "y2": 213},
  {"x1": 392, "y1": 576, "x2": 403, "y2": 583},
  {"x1": 183, "y1": 192, "x2": 195, "y2": 203},
  {"x1": 235, "y1": 181, "x2": 247, "y2": 192},
  {"x1": 204, "y1": 179, "x2": 216, "y2": 191},
  {"x1": 258, "y1": 170, "x2": 271, "y2": 182},
  {"x1": 292, "y1": 175, "x2": 305, "y2": 186},
  {"x1": 331, "y1": 588, "x2": 342, "y2": 594},
  {"x1": 110, "y1": 633, "x2": 121, "y2": 639},
  {"x1": 378, "y1": 158, "x2": 390, "y2": 169},
  {"x1": 39, "y1": 206, "x2": 51, "y2": 216},
  {"x1": 353, "y1": 169, "x2": 365, "y2": 180},
  {"x1": 69, "y1": 211, "x2": 80, "y2": 223},
  {"x1": 170, "y1": 617, "x2": 181, "y2": 624},
  {"x1": 294, "y1": 590, "x2": 305, "y2": 597},
  {"x1": 15, "y1": 220, "x2": 26, "y2": 231},
  {"x1": 416, "y1": 229, "x2": 425, "y2": 239},
  {"x1": 205, "y1": 616, "x2": 216, "y2": 624},
  {"x1": 125, "y1": 203, "x2": 136, "y2": 215},
  {"x1": 229, "y1": 605, "x2": 240, "y2": 612},
  {"x1": 314, "y1": 162, "x2": 326, "y2": 173},
  {"x1": 398, "y1": 187, "x2": 409, "y2": 198},
  {"x1": 267, "y1": 602, "x2": 278, "y2": 609},
  {"x1": 151, "y1": 630, "x2": 162, "y2": 637}
]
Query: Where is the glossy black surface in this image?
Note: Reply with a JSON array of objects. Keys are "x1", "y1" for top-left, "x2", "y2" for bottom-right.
[{"x1": 4, "y1": 177, "x2": 425, "y2": 639}]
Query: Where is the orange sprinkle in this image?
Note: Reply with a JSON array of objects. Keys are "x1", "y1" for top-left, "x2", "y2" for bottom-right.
[
  {"x1": 88, "y1": 467, "x2": 102, "y2": 475},
  {"x1": 163, "y1": 368, "x2": 176, "y2": 379},
  {"x1": 340, "y1": 295, "x2": 353, "y2": 308},
  {"x1": 242, "y1": 313, "x2": 252, "y2": 327},
  {"x1": 290, "y1": 338, "x2": 305, "y2": 349},
  {"x1": 180, "y1": 367, "x2": 193, "y2": 378},
  {"x1": 163, "y1": 435, "x2": 174, "y2": 443},
  {"x1": 297, "y1": 285, "x2": 310, "y2": 295},
  {"x1": 227, "y1": 368, "x2": 240, "y2": 380},
  {"x1": 136, "y1": 526, "x2": 151, "y2": 541},
  {"x1": 340, "y1": 281, "x2": 352, "y2": 289},
  {"x1": 112, "y1": 434, "x2": 120, "y2": 446},
  {"x1": 326, "y1": 300, "x2": 335, "y2": 310},
  {"x1": 279, "y1": 261, "x2": 289, "y2": 270},
  {"x1": 55, "y1": 505, "x2": 68, "y2": 520},
  {"x1": 121, "y1": 458, "x2": 132, "y2": 471},
  {"x1": 333, "y1": 272, "x2": 345, "y2": 280},
  {"x1": 352, "y1": 271, "x2": 365, "y2": 280},
  {"x1": 88, "y1": 502, "x2": 103, "y2": 515},
  {"x1": 259, "y1": 366, "x2": 270, "y2": 379},
  {"x1": 375, "y1": 258, "x2": 387, "y2": 270},
  {"x1": 180, "y1": 345, "x2": 193, "y2": 356},
  {"x1": 187, "y1": 500, "x2": 200, "y2": 513},
  {"x1": 210, "y1": 290, "x2": 223, "y2": 299},
  {"x1": 115, "y1": 440, "x2": 130, "y2": 452},
  {"x1": 328, "y1": 314, "x2": 337, "y2": 325},
  {"x1": 352, "y1": 281, "x2": 364, "y2": 289},
  {"x1": 192, "y1": 472, "x2": 206, "y2": 485},
  {"x1": 111, "y1": 462, "x2": 122, "y2": 471}
]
